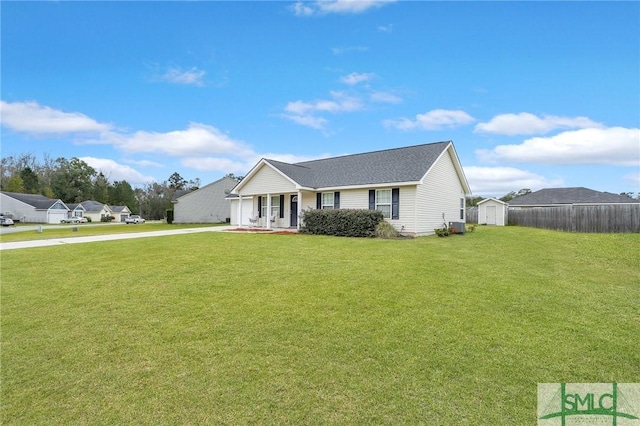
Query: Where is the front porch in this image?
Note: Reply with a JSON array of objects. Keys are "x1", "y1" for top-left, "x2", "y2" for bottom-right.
[{"x1": 234, "y1": 190, "x2": 316, "y2": 230}]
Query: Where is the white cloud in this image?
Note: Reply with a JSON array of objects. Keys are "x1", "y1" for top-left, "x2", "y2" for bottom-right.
[
  {"x1": 292, "y1": 0, "x2": 396, "y2": 16},
  {"x1": 123, "y1": 159, "x2": 165, "y2": 168},
  {"x1": 283, "y1": 91, "x2": 363, "y2": 130},
  {"x1": 80, "y1": 157, "x2": 156, "y2": 186},
  {"x1": 370, "y1": 91, "x2": 402, "y2": 104},
  {"x1": 340, "y1": 72, "x2": 375, "y2": 85},
  {"x1": 182, "y1": 157, "x2": 254, "y2": 175},
  {"x1": 474, "y1": 112, "x2": 603, "y2": 135},
  {"x1": 464, "y1": 166, "x2": 563, "y2": 196},
  {"x1": 378, "y1": 24, "x2": 393, "y2": 33},
  {"x1": 384, "y1": 109, "x2": 475, "y2": 131},
  {"x1": 477, "y1": 127, "x2": 640, "y2": 166},
  {"x1": 103, "y1": 122, "x2": 255, "y2": 157},
  {"x1": 159, "y1": 66, "x2": 206, "y2": 86},
  {"x1": 332, "y1": 46, "x2": 369, "y2": 55},
  {"x1": 0, "y1": 100, "x2": 111, "y2": 135}
]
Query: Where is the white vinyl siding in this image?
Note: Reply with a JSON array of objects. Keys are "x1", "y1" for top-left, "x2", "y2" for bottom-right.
[
  {"x1": 415, "y1": 148, "x2": 466, "y2": 235},
  {"x1": 239, "y1": 164, "x2": 296, "y2": 195}
]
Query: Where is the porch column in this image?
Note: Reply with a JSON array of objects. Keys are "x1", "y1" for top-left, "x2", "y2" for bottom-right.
[
  {"x1": 297, "y1": 190, "x2": 302, "y2": 230},
  {"x1": 238, "y1": 195, "x2": 242, "y2": 226},
  {"x1": 266, "y1": 193, "x2": 271, "y2": 229}
]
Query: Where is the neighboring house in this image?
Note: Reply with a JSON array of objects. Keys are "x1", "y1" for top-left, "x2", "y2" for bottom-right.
[
  {"x1": 66, "y1": 203, "x2": 88, "y2": 220},
  {"x1": 110, "y1": 206, "x2": 133, "y2": 222},
  {"x1": 508, "y1": 187, "x2": 640, "y2": 208},
  {"x1": 80, "y1": 200, "x2": 114, "y2": 222},
  {"x1": 227, "y1": 141, "x2": 471, "y2": 236},
  {"x1": 173, "y1": 177, "x2": 238, "y2": 224},
  {"x1": 0, "y1": 191, "x2": 70, "y2": 223},
  {"x1": 477, "y1": 198, "x2": 508, "y2": 226}
]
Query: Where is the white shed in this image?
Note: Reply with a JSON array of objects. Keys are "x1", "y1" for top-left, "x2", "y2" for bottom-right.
[{"x1": 477, "y1": 198, "x2": 508, "y2": 226}]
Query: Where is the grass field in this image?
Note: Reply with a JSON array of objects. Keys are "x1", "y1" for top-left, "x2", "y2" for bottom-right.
[{"x1": 1, "y1": 226, "x2": 639, "y2": 424}]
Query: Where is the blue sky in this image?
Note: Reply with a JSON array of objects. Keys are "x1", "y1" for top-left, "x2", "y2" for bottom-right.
[{"x1": 2, "y1": 0, "x2": 638, "y2": 197}]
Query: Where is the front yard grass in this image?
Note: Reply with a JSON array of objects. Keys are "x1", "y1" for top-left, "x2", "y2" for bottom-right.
[
  {"x1": 0, "y1": 222, "x2": 222, "y2": 243},
  {"x1": 1, "y1": 226, "x2": 639, "y2": 424}
]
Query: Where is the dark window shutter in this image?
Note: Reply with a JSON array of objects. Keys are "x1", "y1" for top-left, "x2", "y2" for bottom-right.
[
  {"x1": 316, "y1": 193, "x2": 322, "y2": 209},
  {"x1": 369, "y1": 190, "x2": 375, "y2": 210},
  {"x1": 334, "y1": 192, "x2": 340, "y2": 209},
  {"x1": 279, "y1": 194, "x2": 285, "y2": 218},
  {"x1": 392, "y1": 188, "x2": 400, "y2": 220},
  {"x1": 257, "y1": 196, "x2": 262, "y2": 218}
]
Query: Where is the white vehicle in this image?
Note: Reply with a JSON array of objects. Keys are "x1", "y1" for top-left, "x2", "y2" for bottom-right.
[
  {"x1": 125, "y1": 215, "x2": 145, "y2": 224},
  {"x1": 0, "y1": 216, "x2": 15, "y2": 226},
  {"x1": 61, "y1": 216, "x2": 88, "y2": 224}
]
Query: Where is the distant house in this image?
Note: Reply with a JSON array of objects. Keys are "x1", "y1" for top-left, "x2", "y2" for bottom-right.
[
  {"x1": 66, "y1": 203, "x2": 88, "y2": 220},
  {"x1": 80, "y1": 200, "x2": 113, "y2": 222},
  {"x1": 0, "y1": 191, "x2": 70, "y2": 223},
  {"x1": 477, "y1": 198, "x2": 508, "y2": 226},
  {"x1": 226, "y1": 141, "x2": 471, "y2": 236},
  {"x1": 110, "y1": 206, "x2": 133, "y2": 222},
  {"x1": 508, "y1": 187, "x2": 639, "y2": 208},
  {"x1": 172, "y1": 177, "x2": 237, "y2": 224}
]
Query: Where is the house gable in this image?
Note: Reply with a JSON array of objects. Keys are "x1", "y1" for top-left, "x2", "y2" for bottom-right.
[{"x1": 236, "y1": 161, "x2": 298, "y2": 195}]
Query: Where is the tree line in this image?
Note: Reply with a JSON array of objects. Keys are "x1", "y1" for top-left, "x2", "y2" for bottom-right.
[{"x1": 0, "y1": 153, "x2": 206, "y2": 220}]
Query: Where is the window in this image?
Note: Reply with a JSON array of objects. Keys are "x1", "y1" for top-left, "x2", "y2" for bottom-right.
[
  {"x1": 460, "y1": 198, "x2": 465, "y2": 220},
  {"x1": 316, "y1": 192, "x2": 340, "y2": 210},
  {"x1": 261, "y1": 196, "x2": 280, "y2": 218},
  {"x1": 369, "y1": 188, "x2": 399, "y2": 219},
  {"x1": 376, "y1": 189, "x2": 392, "y2": 218},
  {"x1": 271, "y1": 196, "x2": 280, "y2": 218},
  {"x1": 322, "y1": 192, "x2": 335, "y2": 209}
]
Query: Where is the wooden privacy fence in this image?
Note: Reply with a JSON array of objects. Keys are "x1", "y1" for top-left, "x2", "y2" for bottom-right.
[{"x1": 507, "y1": 204, "x2": 640, "y2": 233}]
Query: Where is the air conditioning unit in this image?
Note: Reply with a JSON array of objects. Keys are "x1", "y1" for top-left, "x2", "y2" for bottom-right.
[{"x1": 448, "y1": 221, "x2": 465, "y2": 234}]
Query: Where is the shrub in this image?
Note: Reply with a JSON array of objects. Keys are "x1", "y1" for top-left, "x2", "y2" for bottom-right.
[
  {"x1": 166, "y1": 210, "x2": 174, "y2": 225},
  {"x1": 301, "y1": 209, "x2": 384, "y2": 237},
  {"x1": 100, "y1": 215, "x2": 115, "y2": 222},
  {"x1": 434, "y1": 227, "x2": 450, "y2": 237},
  {"x1": 467, "y1": 224, "x2": 476, "y2": 233},
  {"x1": 375, "y1": 221, "x2": 400, "y2": 239}
]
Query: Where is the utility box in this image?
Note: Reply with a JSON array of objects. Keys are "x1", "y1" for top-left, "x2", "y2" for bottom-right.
[{"x1": 448, "y1": 221, "x2": 465, "y2": 234}]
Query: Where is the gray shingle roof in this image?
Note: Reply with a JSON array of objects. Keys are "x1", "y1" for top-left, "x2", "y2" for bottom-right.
[
  {"x1": 80, "y1": 200, "x2": 107, "y2": 212},
  {"x1": 1, "y1": 191, "x2": 66, "y2": 210},
  {"x1": 509, "y1": 187, "x2": 639, "y2": 206},
  {"x1": 265, "y1": 141, "x2": 452, "y2": 188}
]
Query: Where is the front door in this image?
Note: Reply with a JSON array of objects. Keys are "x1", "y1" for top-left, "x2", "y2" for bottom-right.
[{"x1": 290, "y1": 195, "x2": 298, "y2": 227}]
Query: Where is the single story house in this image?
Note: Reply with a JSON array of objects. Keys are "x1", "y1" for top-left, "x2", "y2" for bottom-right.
[
  {"x1": 0, "y1": 191, "x2": 70, "y2": 223},
  {"x1": 66, "y1": 203, "x2": 88, "y2": 220},
  {"x1": 172, "y1": 177, "x2": 238, "y2": 224},
  {"x1": 508, "y1": 187, "x2": 640, "y2": 208},
  {"x1": 227, "y1": 141, "x2": 471, "y2": 236},
  {"x1": 110, "y1": 206, "x2": 133, "y2": 222},
  {"x1": 80, "y1": 200, "x2": 114, "y2": 222},
  {"x1": 477, "y1": 198, "x2": 508, "y2": 226}
]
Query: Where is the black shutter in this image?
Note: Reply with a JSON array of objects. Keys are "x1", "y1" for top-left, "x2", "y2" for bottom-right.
[
  {"x1": 257, "y1": 196, "x2": 262, "y2": 218},
  {"x1": 316, "y1": 193, "x2": 322, "y2": 209},
  {"x1": 334, "y1": 192, "x2": 340, "y2": 209},
  {"x1": 392, "y1": 188, "x2": 400, "y2": 220},
  {"x1": 279, "y1": 194, "x2": 285, "y2": 218},
  {"x1": 369, "y1": 190, "x2": 375, "y2": 210}
]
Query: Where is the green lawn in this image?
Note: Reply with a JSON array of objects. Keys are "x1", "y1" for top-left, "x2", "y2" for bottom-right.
[
  {"x1": 1, "y1": 227, "x2": 639, "y2": 424},
  {"x1": 0, "y1": 222, "x2": 222, "y2": 243}
]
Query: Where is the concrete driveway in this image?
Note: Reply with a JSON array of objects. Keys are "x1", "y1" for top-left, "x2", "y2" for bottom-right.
[{"x1": 0, "y1": 226, "x2": 234, "y2": 251}]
